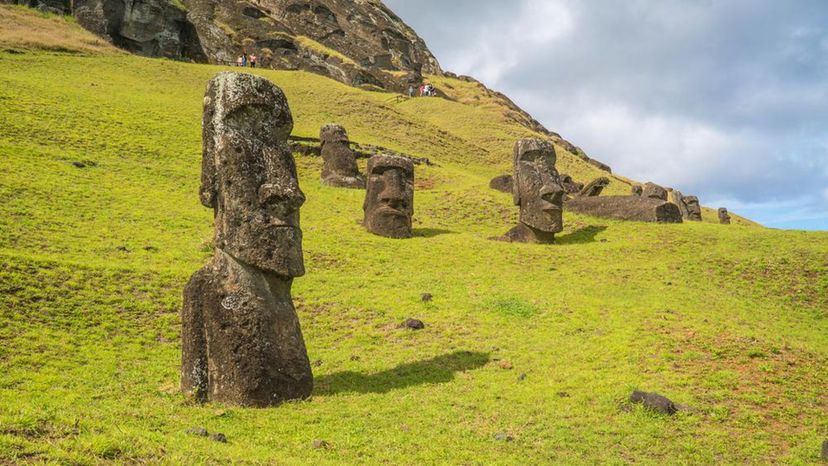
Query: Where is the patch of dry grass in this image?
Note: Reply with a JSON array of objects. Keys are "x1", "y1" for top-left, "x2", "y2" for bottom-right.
[{"x1": 0, "y1": 5, "x2": 117, "y2": 55}]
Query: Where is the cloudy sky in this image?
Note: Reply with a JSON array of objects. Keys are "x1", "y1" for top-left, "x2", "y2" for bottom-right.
[{"x1": 385, "y1": 0, "x2": 828, "y2": 230}]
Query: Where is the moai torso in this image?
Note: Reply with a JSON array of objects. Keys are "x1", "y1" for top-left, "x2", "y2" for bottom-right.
[{"x1": 320, "y1": 124, "x2": 365, "y2": 189}]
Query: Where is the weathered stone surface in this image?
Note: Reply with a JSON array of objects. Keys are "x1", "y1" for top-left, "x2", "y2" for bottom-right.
[
  {"x1": 363, "y1": 154, "x2": 414, "y2": 238},
  {"x1": 489, "y1": 175, "x2": 513, "y2": 193},
  {"x1": 495, "y1": 139, "x2": 564, "y2": 244},
  {"x1": 671, "y1": 190, "x2": 690, "y2": 219},
  {"x1": 565, "y1": 196, "x2": 683, "y2": 223},
  {"x1": 320, "y1": 124, "x2": 364, "y2": 189},
  {"x1": 683, "y1": 196, "x2": 703, "y2": 221},
  {"x1": 718, "y1": 208, "x2": 731, "y2": 225},
  {"x1": 559, "y1": 174, "x2": 584, "y2": 195},
  {"x1": 642, "y1": 182, "x2": 668, "y2": 201},
  {"x1": 579, "y1": 177, "x2": 610, "y2": 197},
  {"x1": 631, "y1": 185, "x2": 643, "y2": 196},
  {"x1": 403, "y1": 318, "x2": 425, "y2": 330},
  {"x1": 821, "y1": 439, "x2": 828, "y2": 461},
  {"x1": 181, "y1": 72, "x2": 312, "y2": 407},
  {"x1": 629, "y1": 390, "x2": 678, "y2": 415}
]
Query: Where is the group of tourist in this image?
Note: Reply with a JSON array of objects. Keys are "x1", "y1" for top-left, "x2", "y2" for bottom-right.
[
  {"x1": 235, "y1": 53, "x2": 258, "y2": 68},
  {"x1": 408, "y1": 83, "x2": 436, "y2": 97}
]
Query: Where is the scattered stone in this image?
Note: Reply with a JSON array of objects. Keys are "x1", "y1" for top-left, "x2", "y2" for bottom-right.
[
  {"x1": 312, "y1": 439, "x2": 330, "y2": 450},
  {"x1": 72, "y1": 161, "x2": 86, "y2": 168},
  {"x1": 517, "y1": 373, "x2": 527, "y2": 381},
  {"x1": 629, "y1": 390, "x2": 677, "y2": 415},
  {"x1": 578, "y1": 177, "x2": 610, "y2": 197},
  {"x1": 489, "y1": 175, "x2": 513, "y2": 193},
  {"x1": 320, "y1": 124, "x2": 365, "y2": 189},
  {"x1": 181, "y1": 73, "x2": 312, "y2": 407},
  {"x1": 421, "y1": 293, "x2": 433, "y2": 302},
  {"x1": 186, "y1": 427, "x2": 209, "y2": 437},
  {"x1": 210, "y1": 433, "x2": 227, "y2": 443},
  {"x1": 494, "y1": 432, "x2": 514, "y2": 442},
  {"x1": 642, "y1": 182, "x2": 668, "y2": 201},
  {"x1": 72, "y1": 160, "x2": 97, "y2": 169},
  {"x1": 116, "y1": 246, "x2": 130, "y2": 253},
  {"x1": 143, "y1": 245, "x2": 159, "y2": 252},
  {"x1": 565, "y1": 196, "x2": 683, "y2": 223},
  {"x1": 312, "y1": 359, "x2": 323, "y2": 367},
  {"x1": 495, "y1": 139, "x2": 564, "y2": 244},
  {"x1": 403, "y1": 318, "x2": 425, "y2": 330},
  {"x1": 498, "y1": 360, "x2": 513, "y2": 370},
  {"x1": 350, "y1": 355, "x2": 361, "y2": 361},
  {"x1": 556, "y1": 391, "x2": 571, "y2": 398},
  {"x1": 821, "y1": 439, "x2": 828, "y2": 461},
  {"x1": 718, "y1": 207, "x2": 731, "y2": 225},
  {"x1": 363, "y1": 154, "x2": 414, "y2": 238}
]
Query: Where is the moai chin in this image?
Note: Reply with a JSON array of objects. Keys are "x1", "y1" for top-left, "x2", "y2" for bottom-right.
[
  {"x1": 320, "y1": 124, "x2": 365, "y2": 189},
  {"x1": 498, "y1": 138, "x2": 565, "y2": 243},
  {"x1": 718, "y1": 208, "x2": 732, "y2": 225},
  {"x1": 181, "y1": 72, "x2": 313, "y2": 407},
  {"x1": 363, "y1": 154, "x2": 414, "y2": 238},
  {"x1": 683, "y1": 195, "x2": 703, "y2": 221}
]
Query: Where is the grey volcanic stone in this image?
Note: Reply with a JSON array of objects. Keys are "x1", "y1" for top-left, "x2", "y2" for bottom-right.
[
  {"x1": 210, "y1": 433, "x2": 227, "y2": 443},
  {"x1": 629, "y1": 390, "x2": 677, "y2": 415},
  {"x1": 642, "y1": 182, "x2": 668, "y2": 201},
  {"x1": 683, "y1": 196, "x2": 703, "y2": 221},
  {"x1": 320, "y1": 124, "x2": 365, "y2": 189},
  {"x1": 181, "y1": 72, "x2": 312, "y2": 408},
  {"x1": 821, "y1": 439, "x2": 828, "y2": 461},
  {"x1": 559, "y1": 174, "x2": 584, "y2": 194},
  {"x1": 579, "y1": 177, "x2": 610, "y2": 197},
  {"x1": 186, "y1": 427, "x2": 209, "y2": 437},
  {"x1": 489, "y1": 175, "x2": 513, "y2": 193},
  {"x1": 565, "y1": 196, "x2": 683, "y2": 223},
  {"x1": 631, "y1": 185, "x2": 643, "y2": 196},
  {"x1": 404, "y1": 318, "x2": 425, "y2": 330},
  {"x1": 363, "y1": 154, "x2": 414, "y2": 238},
  {"x1": 671, "y1": 190, "x2": 690, "y2": 219},
  {"x1": 495, "y1": 138, "x2": 564, "y2": 244}
]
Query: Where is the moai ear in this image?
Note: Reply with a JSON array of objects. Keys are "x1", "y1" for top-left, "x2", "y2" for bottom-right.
[{"x1": 199, "y1": 95, "x2": 218, "y2": 209}]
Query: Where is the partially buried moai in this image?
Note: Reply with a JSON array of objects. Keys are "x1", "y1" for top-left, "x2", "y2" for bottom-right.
[
  {"x1": 181, "y1": 72, "x2": 313, "y2": 407},
  {"x1": 682, "y1": 195, "x2": 703, "y2": 221},
  {"x1": 718, "y1": 208, "x2": 731, "y2": 225},
  {"x1": 497, "y1": 138, "x2": 565, "y2": 243},
  {"x1": 363, "y1": 154, "x2": 414, "y2": 238},
  {"x1": 320, "y1": 123, "x2": 365, "y2": 189}
]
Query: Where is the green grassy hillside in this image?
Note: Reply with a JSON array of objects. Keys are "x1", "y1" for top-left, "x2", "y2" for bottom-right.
[{"x1": 0, "y1": 6, "x2": 826, "y2": 465}]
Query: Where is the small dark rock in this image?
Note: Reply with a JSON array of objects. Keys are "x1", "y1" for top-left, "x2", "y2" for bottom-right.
[
  {"x1": 312, "y1": 359, "x2": 323, "y2": 367},
  {"x1": 210, "y1": 433, "x2": 227, "y2": 443},
  {"x1": 517, "y1": 373, "x2": 527, "y2": 381},
  {"x1": 821, "y1": 439, "x2": 828, "y2": 461},
  {"x1": 493, "y1": 432, "x2": 513, "y2": 442},
  {"x1": 556, "y1": 391, "x2": 570, "y2": 398},
  {"x1": 629, "y1": 390, "x2": 677, "y2": 415},
  {"x1": 403, "y1": 318, "x2": 425, "y2": 330},
  {"x1": 350, "y1": 355, "x2": 361, "y2": 361},
  {"x1": 420, "y1": 293, "x2": 433, "y2": 302},
  {"x1": 116, "y1": 246, "x2": 131, "y2": 253},
  {"x1": 72, "y1": 161, "x2": 86, "y2": 168},
  {"x1": 489, "y1": 175, "x2": 513, "y2": 193},
  {"x1": 186, "y1": 427, "x2": 209, "y2": 437},
  {"x1": 143, "y1": 245, "x2": 159, "y2": 252},
  {"x1": 312, "y1": 439, "x2": 330, "y2": 449}
]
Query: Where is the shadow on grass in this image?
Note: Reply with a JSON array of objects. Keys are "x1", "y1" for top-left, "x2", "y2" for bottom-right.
[
  {"x1": 413, "y1": 228, "x2": 455, "y2": 238},
  {"x1": 556, "y1": 225, "x2": 608, "y2": 244},
  {"x1": 314, "y1": 351, "x2": 490, "y2": 395}
]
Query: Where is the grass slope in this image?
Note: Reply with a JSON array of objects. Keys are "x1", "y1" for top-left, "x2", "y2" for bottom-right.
[{"x1": 0, "y1": 7, "x2": 826, "y2": 465}]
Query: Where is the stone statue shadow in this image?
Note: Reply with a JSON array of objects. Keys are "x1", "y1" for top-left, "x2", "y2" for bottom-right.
[
  {"x1": 314, "y1": 350, "x2": 489, "y2": 396},
  {"x1": 555, "y1": 225, "x2": 608, "y2": 244},
  {"x1": 412, "y1": 228, "x2": 455, "y2": 238}
]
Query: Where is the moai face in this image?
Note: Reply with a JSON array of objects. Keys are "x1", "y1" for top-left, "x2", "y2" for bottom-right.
[
  {"x1": 683, "y1": 196, "x2": 702, "y2": 221},
  {"x1": 363, "y1": 154, "x2": 414, "y2": 238},
  {"x1": 200, "y1": 72, "x2": 305, "y2": 278},
  {"x1": 513, "y1": 139, "x2": 565, "y2": 233},
  {"x1": 718, "y1": 208, "x2": 731, "y2": 224}
]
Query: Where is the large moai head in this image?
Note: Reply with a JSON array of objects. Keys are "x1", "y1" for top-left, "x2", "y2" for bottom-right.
[
  {"x1": 642, "y1": 182, "x2": 668, "y2": 201},
  {"x1": 363, "y1": 154, "x2": 414, "y2": 238},
  {"x1": 513, "y1": 138, "x2": 565, "y2": 234},
  {"x1": 718, "y1": 207, "x2": 731, "y2": 225},
  {"x1": 319, "y1": 123, "x2": 365, "y2": 189},
  {"x1": 199, "y1": 72, "x2": 305, "y2": 278},
  {"x1": 683, "y1": 195, "x2": 702, "y2": 221}
]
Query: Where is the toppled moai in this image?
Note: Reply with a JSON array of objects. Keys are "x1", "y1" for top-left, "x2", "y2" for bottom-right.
[
  {"x1": 564, "y1": 196, "x2": 683, "y2": 223},
  {"x1": 579, "y1": 177, "x2": 610, "y2": 197},
  {"x1": 682, "y1": 195, "x2": 703, "y2": 221},
  {"x1": 489, "y1": 174, "x2": 513, "y2": 193},
  {"x1": 642, "y1": 182, "x2": 668, "y2": 201},
  {"x1": 559, "y1": 174, "x2": 584, "y2": 195},
  {"x1": 496, "y1": 138, "x2": 565, "y2": 243},
  {"x1": 718, "y1": 208, "x2": 731, "y2": 225},
  {"x1": 363, "y1": 154, "x2": 414, "y2": 238},
  {"x1": 181, "y1": 72, "x2": 313, "y2": 407},
  {"x1": 320, "y1": 124, "x2": 365, "y2": 189}
]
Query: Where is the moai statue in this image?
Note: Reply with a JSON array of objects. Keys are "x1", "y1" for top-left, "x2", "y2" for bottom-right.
[
  {"x1": 497, "y1": 138, "x2": 565, "y2": 243},
  {"x1": 671, "y1": 190, "x2": 690, "y2": 219},
  {"x1": 181, "y1": 72, "x2": 313, "y2": 407},
  {"x1": 578, "y1": 177, "x2": 610, "y2": 197},
  {"x1": 631, "y1": 185, "x2": 643, "y2": 196},
  {"x1": 489, "y1": 174, "x2": 513, "y2": 193},
  {"x1": 320, "y1": 124, "x2": 365, "y2": 189},
  {"x1": 559, "y1": 174, "x2": 585, "y2": 195},
  {"x1": 642, "y1": 182, "x2": 668, "y2": 201},
  {"x1": 718, "y1": 208, "x2": 731, "y2": 225},
  {"x1": 683, "y1": 195, "x2": 703, "y2": 221},
  {"x1": 363, "y1": 154, "x2": 414, "y2": 238}
]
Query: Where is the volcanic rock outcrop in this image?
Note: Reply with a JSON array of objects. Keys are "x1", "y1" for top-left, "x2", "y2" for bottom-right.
[
  {"x1": 496, "y1": 138, "x2": 565, "y2": 243},
  {"x1": 565, "y1": 196, "x2": 683, "y2": 223},
  {"x1": 363, "y1": 154, "x2": 414, "y2": 238},
  {"x1": 181, "y1": 72, "x2": 313, "y2": 407},
  {"x1": 320, "y1": 123, "x2": 365, "y2": 189}
]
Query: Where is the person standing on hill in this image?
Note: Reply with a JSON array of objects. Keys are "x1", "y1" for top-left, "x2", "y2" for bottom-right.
[
  {"x1": 236, "y1": 55, "x2": 243, "y2": 67},
  {"x1": 249, "y1": 54, "x2": 257, "y2": 68},
  {"x1": 242, "y1": 53, "x2": 248, "y2": 67}
]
